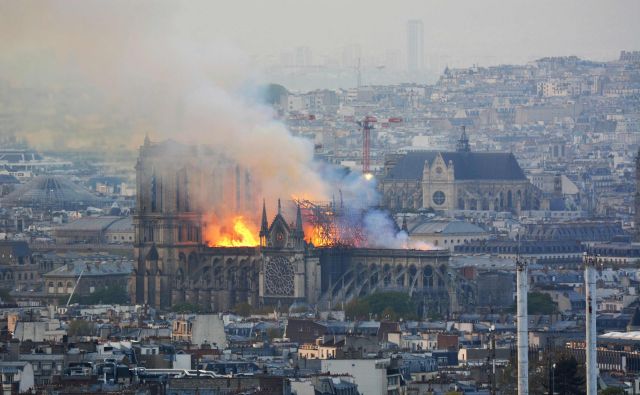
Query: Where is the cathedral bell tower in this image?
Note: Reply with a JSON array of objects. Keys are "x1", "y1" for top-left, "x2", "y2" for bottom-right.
[{"x1": 132, "y1": 139, "x2": 203, "y2": 309}]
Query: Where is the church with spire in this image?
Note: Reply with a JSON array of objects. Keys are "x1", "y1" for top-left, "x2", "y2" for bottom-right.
[{"x1": 379, "y1": 127, "x2": 544, "y2": 213}]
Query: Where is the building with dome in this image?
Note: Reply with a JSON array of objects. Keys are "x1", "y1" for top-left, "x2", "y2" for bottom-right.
[
  {"x1": 407, "y1": 217, "x2": 489, "y2": 250},
  {"x1": 0, "y1": 176, "x2": 105, "y2": 211}
]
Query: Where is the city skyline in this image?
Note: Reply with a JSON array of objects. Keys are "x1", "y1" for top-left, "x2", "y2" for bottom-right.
[{"x1": 0, "y1": 2, "x2": 639, "y2": 394}]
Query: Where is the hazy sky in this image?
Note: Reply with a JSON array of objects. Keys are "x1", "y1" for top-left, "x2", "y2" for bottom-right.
[
  {"x1": 3, "y1": 0, "x2": 638, "y2": 70},
  {"x1": 0, "y1": 0, "x2": 638, "y2": 150},
  {"x1": 219, "y1": 0, "x2": 640, "y2": 64}
]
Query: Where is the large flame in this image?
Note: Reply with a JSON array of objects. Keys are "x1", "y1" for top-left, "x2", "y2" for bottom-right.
[
  {"x1": 206, "y1": 215, "x2": 260, "y2": 247},
  {"x1": 303, "y1": 223, "x2": 331, "y2": 247}
]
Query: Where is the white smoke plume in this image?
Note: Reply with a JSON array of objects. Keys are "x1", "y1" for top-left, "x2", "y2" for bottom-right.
[
  {"x1": 0, "y1": 1, "x2": 332, "y2": 205},
  {"x1": 363, "y1": 210, "x2": 434, "y2": 250},
  {"x1": 0, "y1": 1, "x2": 428, "y2": 249}
]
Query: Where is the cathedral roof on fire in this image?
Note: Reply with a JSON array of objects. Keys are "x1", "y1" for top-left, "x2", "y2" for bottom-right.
[{"x1": 385, "y1": 151, "x2": 527, "y2": 181}]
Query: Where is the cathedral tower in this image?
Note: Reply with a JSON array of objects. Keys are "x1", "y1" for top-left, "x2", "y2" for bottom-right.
[{"x1": 132, "y1": 139, "x2": 204, "y2": 308}]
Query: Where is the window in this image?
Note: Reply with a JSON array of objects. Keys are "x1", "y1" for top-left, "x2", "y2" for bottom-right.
[{"x1": 432, "y1": 191, "x2": 446, "y2": 205}]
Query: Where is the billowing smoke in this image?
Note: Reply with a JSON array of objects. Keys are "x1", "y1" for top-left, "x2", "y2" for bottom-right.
[
  {"x1": 363, "y1": 210, "x2": 433, "y2": 250},
  {"x1": 0, "y1": 1, "x2": 330, "y2": 204},
  {"x1": 0, "y1": 1, "x2": 429, "y2": 249}
]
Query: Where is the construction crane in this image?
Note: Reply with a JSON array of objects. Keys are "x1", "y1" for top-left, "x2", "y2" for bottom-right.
[
  {"x1": 357, "y1": 116, "x2": 377, "y2": 177},
  {"x1": 66, "y1": 267, "x2": 85, "y2": 307}
]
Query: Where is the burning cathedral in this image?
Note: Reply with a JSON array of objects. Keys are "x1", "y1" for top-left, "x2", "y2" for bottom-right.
[{"x1": 132, "y1": 138, "x2": 455, "y2": 313}]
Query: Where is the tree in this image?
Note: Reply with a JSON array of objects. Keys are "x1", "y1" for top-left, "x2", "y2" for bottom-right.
[
  {"x1": 345, "y1": 292, "x2": 418, "y2": 321},
  {"x1": 554, "y1": 355, "x2": 585, "y2": 395},
  {"x1": 600, "y1": 388, "x2": 625, "y2": 395},
  {"x1": 70, "y1": 284, "x2": 129, "y2": 305},
  {"x1": 528, "y1": 292, "x2": 558, "y2": 315},
  {"x1": 171, "y1": 303, "x2": 204, "y2": 314},
  {"x1": 260, "y1": 83, "x2": 288, "y2": 105},
  {"x1": 345, "y1": 299, "x2": 370, "y2": 321},
  {"x1": 0, "y1": 288, "x2": 14, "y2": 303},
  {"x1": 67, "y1": 319, "x2": 95, "y2": 337},
  {"x1": 234, "y1": 303, "x2": 252, "y2": 317}
]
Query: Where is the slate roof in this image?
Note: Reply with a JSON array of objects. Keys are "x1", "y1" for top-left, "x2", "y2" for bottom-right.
[
  {"x1": 385, "y1": 151, "x2": 527, "y2": 181},
  {"x1": 45, "y1": 260, "x2": 133, "y2": 277},
  {"x1": 56, "y1": 216, "x2": 123, "y2": 232},
  {"x1": 0, "y1": 151, "x2": 42, "y2": 163},
  {"x1": 409, "y1": 219, "x2": 486, "y2": 235},
  {"x1": 0, "y1": 174, "x2": 19, "y2": 184}
]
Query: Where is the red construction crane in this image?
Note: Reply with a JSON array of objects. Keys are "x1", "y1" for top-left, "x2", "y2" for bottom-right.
[{"x1": 357, "y1": 115, "x2": 377, "y2": 175}]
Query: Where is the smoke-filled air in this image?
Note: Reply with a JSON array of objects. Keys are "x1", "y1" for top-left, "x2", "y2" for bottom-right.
[{"x1": 0, "y1": 1, "x2": 424, "y2": 249}]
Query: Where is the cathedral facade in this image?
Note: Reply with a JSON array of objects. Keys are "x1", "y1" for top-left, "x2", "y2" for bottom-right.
[
  {"x1": 131, "y1": 138, "x2": 320, "y2": 310},
  {"x1": 379, "y1": 132, "x2": 543, "y2": 213}
]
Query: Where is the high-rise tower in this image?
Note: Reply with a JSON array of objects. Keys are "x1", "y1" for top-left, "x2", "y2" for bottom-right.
[{"x1": 406, "y1": 20, "x2": 424, "y2": 72}]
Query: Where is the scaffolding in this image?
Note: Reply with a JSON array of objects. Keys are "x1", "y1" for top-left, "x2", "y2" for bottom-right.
[{"x1": 294, "y1": 198, "x2": 366, "y2": 247}]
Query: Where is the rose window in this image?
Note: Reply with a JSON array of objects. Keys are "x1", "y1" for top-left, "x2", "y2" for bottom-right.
[{"x1": 265, "y1": 256, "x2": 295, "y2": 296}]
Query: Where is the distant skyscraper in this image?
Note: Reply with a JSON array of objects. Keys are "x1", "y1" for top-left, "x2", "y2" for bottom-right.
[{"x1": 406, "y1": 19, "x2": 424, "y2": 72}]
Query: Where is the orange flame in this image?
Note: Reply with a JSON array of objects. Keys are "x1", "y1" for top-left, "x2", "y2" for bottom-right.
[
  {"x1": 206, "y1": 215, "x2": 260, "y2": 247},
  {"x1": 303, "y1": 223, "x2": 326, "y2": 246}
]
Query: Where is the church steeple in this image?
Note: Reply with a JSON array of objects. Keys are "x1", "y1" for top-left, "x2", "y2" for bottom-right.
[
  {"x1": 278, "y1": 198, "x2": 282, "y2": 215},
  {"x1": 293, "y1": 204, "x2": 305, "y2": 249},
  {"x1": 260, "y1": 199, "x2": 268, "y2": 246},
  {"x1": 456, "y1": 126, "x2": 470, "y2": 152},
  {"x1": 295, "y1": 204, "x2": 303, "y2": 234}
]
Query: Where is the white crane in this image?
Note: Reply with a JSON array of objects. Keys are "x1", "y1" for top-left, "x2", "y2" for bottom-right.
[{"x1": 66, "y1": 267, "x2": 85, "y2": 307}]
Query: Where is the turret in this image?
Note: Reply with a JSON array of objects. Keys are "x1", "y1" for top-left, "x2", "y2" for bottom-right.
[
  {"x1": 294, "y1": 204, "x2": 305, "y2": 248},
  {"x1": 260, "y1": 199, "x2": 268, "y2": 247}
]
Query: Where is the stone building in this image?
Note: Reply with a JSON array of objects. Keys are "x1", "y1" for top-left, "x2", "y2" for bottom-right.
[
  {"x1": 132, "y1": 138, "x2": 454, "y2": 312},
  {"x1": 44, "y1": 260, "x2": 133, "y2": 299},
  {"x1": 53, "y1": 216, "x2": 133, "y2": 244},
  {"x1": 132, "y1": 138, "x2": 321, "y2": 310},
  {"x1": 407, "y1": 217, "x2": 489, "y2": 250},
  {"x1": 0, "y1": 240, "x2": 39, "y2": 293},
  {"x1": 379, "y1": 131, "x2": 542, "y2": 213}
]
